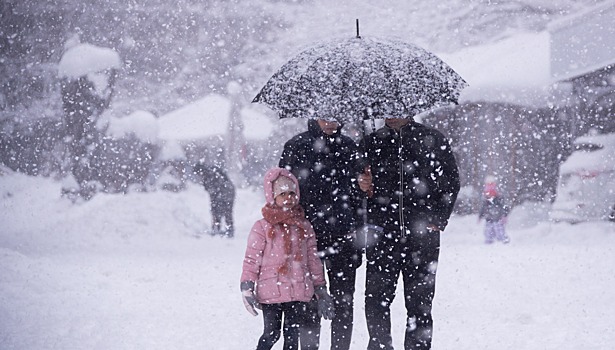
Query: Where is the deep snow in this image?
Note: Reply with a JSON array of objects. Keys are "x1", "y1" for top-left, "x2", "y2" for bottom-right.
[{"x1": 1, "y1": 169, "x2": 614, "y2": 350}]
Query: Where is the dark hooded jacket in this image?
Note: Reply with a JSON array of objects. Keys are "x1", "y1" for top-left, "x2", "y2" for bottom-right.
[
  {"x1": 279, "y1": 120, "x2": 361, "y2": 243},
  {"x1": 479, "y1": 196, "x2": 510, "y2": 222},
  {"x1": 359, "y1": 120, "x2": 460, "y2": 235},
  {"x1": 193, "y1": 164, "x2": 235, "y2": 213}
]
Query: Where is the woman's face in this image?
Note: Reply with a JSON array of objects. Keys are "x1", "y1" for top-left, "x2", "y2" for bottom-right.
[{"x1": 275, "y1": 191, "x2": 298, "y2": 209}]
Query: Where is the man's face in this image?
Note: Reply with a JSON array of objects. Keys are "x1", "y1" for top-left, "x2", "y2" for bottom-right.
[
  {"x1": 384, "y1": 118, "x2": 410, "y2": 131},
  {"x1": 317, "y1": 119, "x2": 339, "y2": 135}
]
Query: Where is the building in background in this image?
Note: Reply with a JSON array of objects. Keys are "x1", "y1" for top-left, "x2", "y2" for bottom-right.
[
  {"x1": 157, "y1": 93, "x2": 275, "y2": 187},
  {"x1": 549, "y1": 1, "x2": 615, "y2": 137}
]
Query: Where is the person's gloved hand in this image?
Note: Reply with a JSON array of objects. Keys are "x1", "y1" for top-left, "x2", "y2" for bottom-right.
[
  {"x1": 314, "y1": 285, "x2": 335, "y2": 320},
  {"x1": 240, "y1": 281, "x2": 260, "y2": 316},
  {"x1": 358, "y1": 166, "x2": 374, "y2": 197}
]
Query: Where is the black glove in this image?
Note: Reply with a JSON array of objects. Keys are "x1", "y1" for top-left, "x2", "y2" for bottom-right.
[
  {"x1": 314, "y1": 285, "x2": 335, "y2": 320},
  {"x1": 240, "y1": 281, "x2": 260, "y2": 316}
]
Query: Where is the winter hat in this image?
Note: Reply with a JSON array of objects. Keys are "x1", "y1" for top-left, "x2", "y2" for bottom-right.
[
  {"x1": 263, "y1": 167, "x2": 301, "y2": 205},
  {"x1": 272, "y1": 175, "x2": 297, "y2": 199}
]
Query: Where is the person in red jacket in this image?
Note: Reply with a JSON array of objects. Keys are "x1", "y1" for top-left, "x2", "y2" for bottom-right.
[
  {"x1": 478, "y1": 177, "x2": 511, "y2": 244},
  {"x1": 240, "y1": 167, "x2": 334, "y2": 350}
]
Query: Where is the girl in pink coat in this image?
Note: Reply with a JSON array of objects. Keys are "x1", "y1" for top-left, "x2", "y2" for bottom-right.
[{"x1": 241, "y1": 167, "x2": 334, "y2": 350}]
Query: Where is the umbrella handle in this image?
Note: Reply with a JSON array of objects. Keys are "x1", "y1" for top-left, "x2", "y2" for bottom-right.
[{"x1": 362, "y1": 109, "x2": 376, "y2": 135}]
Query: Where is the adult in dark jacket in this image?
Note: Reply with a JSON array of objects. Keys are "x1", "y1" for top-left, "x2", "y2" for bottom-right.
[
  {"x1": 193, "y1": 164, "x2": 235, "y2": 238},
  {"x1": 279, "y1": 119, "x2": 362, "y2": 350},
  {"x1": 357, "y1": 117, "x2": 460, "y2": 350},
  {"x1": 61, "y1": 76, "x2": 110, "y2": 194}
]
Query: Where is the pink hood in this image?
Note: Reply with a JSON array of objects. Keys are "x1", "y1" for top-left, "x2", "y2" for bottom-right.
[
  {"x1": 263, "y1": 168, "x2": 300, "y2": 205},
  {"x1": 241, "y1": 167, "x2": 325, "y2": 304}
]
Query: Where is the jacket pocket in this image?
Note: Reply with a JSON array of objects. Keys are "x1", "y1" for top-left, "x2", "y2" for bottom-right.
[
  {"x1": 256, "y1": 268, "x2": 281, "y2": 300},
  {"x1": 303, "y1": 281, "x2": 315, "y2": 299},
  {"x1": 301, "y1": 271, "x2": 315, "y2": 299}
]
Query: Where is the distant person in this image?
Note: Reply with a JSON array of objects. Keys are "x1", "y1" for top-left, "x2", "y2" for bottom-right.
[
  {"x1": 240, "y1": 167, "x2": 334, "y2": 350},
  {"x1": 477, "y1": 177, "x2": 511, "y2": 244},
  {"x1": 357, "y1": 117, "x2": 460, "y2": 350},
  {"x1": 279, "y1": 119, "x2": 362, "y2": 350},
  {"x1": 61, "y1": 75, "x2": 112, "y2": 199},
  {"x1": 193, "y1": 164, "x2": 235, "y2": 238}
]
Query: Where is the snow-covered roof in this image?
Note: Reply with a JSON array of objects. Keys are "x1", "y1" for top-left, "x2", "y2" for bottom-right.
[
  {"x1": 106, "y1": 110, "x2": 159, "y2": 143},
  {"x1": 548, "y1": 1, "x2": 615, "y2": 81},
  {"x1": 560, "y1": 133, "x2": 615, "y2": 174},
  {"x1": 158, "y1": 94, "x2": 231, "y2": 141},
  {"x1": 439, "y1": 31, "x2": 551, "y2": 103},
  {"x1": 158, "y1": 94, "x2": 273, "y2": 141},
  {"x1": 58, "y1": 43, "x2": 121, "y2": 79}
]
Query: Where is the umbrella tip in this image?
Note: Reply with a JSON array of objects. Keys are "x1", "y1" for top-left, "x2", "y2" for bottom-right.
[{"x1": 356, "y1": 19, "x2": 361, "y2": 39}]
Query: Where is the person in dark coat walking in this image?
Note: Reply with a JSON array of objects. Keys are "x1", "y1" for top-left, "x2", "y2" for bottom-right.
[
  {"x1": 478, "y1": 177, "x2": 511, "y2": 244},
  {"x1": 279, "y1": 119, "x2": 363, "y2": 350},
  {"x1": 193, "y1": 164, "x2": 236, "y2": 238},
  {"x1": 357, "y1": 117, "x2": 460, "y2": 350}
]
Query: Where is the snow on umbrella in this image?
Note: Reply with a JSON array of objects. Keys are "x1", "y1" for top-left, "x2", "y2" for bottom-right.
[{"x1": 253, "y1": 27, "x2": 468, "y2": 123}]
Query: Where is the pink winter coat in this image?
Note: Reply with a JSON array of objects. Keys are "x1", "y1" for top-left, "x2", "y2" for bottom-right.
[{"x1": 240, "y1": 168, "x2": 326, "y2": 304}]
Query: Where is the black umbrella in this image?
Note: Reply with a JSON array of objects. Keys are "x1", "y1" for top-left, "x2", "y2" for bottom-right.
[{"x1": 253, "y1": 21, "x2": 468, "y2": 123}]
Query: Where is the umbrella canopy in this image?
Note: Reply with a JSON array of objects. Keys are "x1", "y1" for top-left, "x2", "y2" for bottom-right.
[{"x1": 253, "y1": 35, "x2": 468, "y2": 123}]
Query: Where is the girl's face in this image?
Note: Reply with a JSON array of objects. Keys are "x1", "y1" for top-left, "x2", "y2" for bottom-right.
[{"x1": 275, "y1": 191, "x2": 298, "y2": 209}]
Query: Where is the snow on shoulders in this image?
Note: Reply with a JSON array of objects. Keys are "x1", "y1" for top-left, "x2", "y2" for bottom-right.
[{"x1": 58, "y1": 43, "x2": 121, "y2": 79}]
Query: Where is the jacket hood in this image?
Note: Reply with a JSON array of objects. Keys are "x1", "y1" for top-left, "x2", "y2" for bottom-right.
[{"x1": 263, "y1": 167, "x2": 300, "y2": 205}]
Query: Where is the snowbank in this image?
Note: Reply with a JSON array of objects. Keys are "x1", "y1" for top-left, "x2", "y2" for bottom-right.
[{"x1": 1, "y1": 170, "x2": 615, "y2": 349}]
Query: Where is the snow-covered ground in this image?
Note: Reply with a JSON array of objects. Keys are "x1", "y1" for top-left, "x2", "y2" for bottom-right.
[{"x1": 1, "y1": 170, "x2": 614, "y2": 350}]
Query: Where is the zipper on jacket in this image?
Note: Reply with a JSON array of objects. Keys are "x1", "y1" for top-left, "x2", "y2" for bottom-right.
[{"x1": 398, "y1": 128, "x2": 405, "y2": 238}]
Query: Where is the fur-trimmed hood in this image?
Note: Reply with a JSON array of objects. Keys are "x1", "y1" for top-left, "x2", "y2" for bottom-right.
[{"x1": 263, "y1": 167, "x2": 301, "y2": 205}]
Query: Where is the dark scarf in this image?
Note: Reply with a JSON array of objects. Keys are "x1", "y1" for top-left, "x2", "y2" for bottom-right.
[{"x1": 261, "y1": 203, "x2": 309, "y2": 274}]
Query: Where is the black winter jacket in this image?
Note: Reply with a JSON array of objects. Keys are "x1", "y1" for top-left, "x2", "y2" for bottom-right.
[
  {"x1": 359, "y1": 121, "x2": 460, "y2": 235},
  {"x1": 279, "y1": 120, "x2": 362, "y2": 240},
  {"x1": 478, "y1": 196, "x2": 510, "y2": 222},
  {"x1": 193, "y1": 164, "x2": 235, "y2": 211}
]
